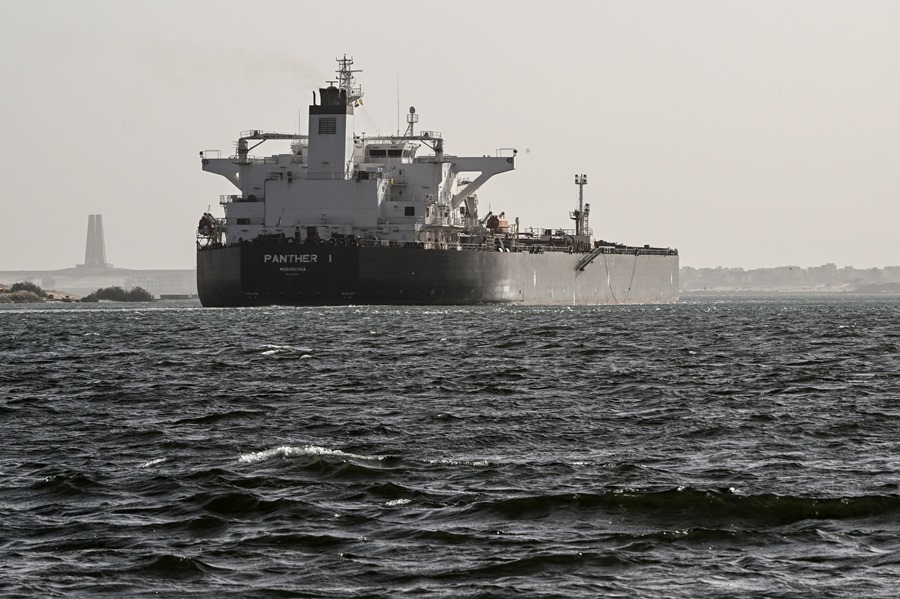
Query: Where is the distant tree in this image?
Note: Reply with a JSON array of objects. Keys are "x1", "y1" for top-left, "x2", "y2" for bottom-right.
[
  {"x1": 9, "y1": 281, "x2": 46, "y2": 297},
  {"x1": 94, "y1": 286, "x2": 127, "y2": 300},
  {"x1": 80, "y1": 286, "x2": 154, "y2": 302},
  {"x1": 125, "y1": 286, "x2": 154, "y2": 301},
  {"x1": 0, "y1": 291, "x2": 44, "y2": 303}
]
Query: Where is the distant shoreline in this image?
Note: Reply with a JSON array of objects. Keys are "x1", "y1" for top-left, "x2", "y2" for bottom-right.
[{"x1": 682, "y1": 285, "x2": 900, "y2": 296}]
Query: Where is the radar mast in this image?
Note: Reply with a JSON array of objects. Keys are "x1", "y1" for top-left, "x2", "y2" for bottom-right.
[
  {"x1": 404, "y1": 106, "x2": 418, "y2": 137},
  {"x1": 336, "y1": 55, "x2": 363, "y2": 104},
  {"x1": 571, "y1": 173, "x2": 590, "y2": 236}
]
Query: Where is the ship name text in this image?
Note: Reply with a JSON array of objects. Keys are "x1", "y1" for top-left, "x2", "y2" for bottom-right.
[{"x1": 264, "y1": 254, "x2": 319, "y2": 264}]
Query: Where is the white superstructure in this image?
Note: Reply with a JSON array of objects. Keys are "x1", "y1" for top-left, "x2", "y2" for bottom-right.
[{"x1": 199, "y1": 56, "x2": 517, "y2": 249}]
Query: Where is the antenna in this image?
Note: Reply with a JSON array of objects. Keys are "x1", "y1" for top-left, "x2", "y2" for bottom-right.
[
  {"x1": 335, "y1": 56, "x2": 359, "y2": 91},
  {"x1": 334, "y1": 55, "x2": 362, "y2": 103},
  {"x1": 396, "y1": 73, "x2": 400, "y2": 135}
]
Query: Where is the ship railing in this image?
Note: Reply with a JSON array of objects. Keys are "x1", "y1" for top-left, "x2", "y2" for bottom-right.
[
  {"x1": 238, "y1": 129, "x2": 296, "y2": 139},
  {"x1": 590, "y1": 246, "x2": 679, "y2": 256},
  {"x1": 305, "y1": 171, "x2": 354, "y2": 180},
  {"x1": 477, "y1": 242, "x2": 678, "y2": 256},
  {"x1": 415, "y1": 155, "x2": 453, "y2": 163},
  {"x1": 519, "y1": 227, "x2": 592, "y2": 238},
  {"x1": 221, "y1": 194, "x2": 266, "y2": 204},
  {"x1": 231, "y1": 155, "x2": 284, "y2": 165},
  {"x1": 423, "y1": 216, "x2": 460, "y2": 227},
  {"x1": 355, "y1": 238, "x2": 426, "y2": 249},
  {"x1": 350, "y1": 237, "x2": 676, "y2": 256},
  {"x1": 457, "y1": 242, "x2": 510, "y2": 252},
  {"x1": 391, "y1": 194, "x2": 451, "y2": 204},
  {"x1": 523, "y1": 227, "x2": 579, "y2": 237}
]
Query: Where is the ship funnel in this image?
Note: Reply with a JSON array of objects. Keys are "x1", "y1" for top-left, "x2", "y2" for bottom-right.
[{"x1": 307, "y1": 56, "x2": 359, "y2": 180}]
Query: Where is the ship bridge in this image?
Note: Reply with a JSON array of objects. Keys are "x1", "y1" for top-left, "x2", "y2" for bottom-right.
[{"x1": 198, "y1": 56, "x2": 516, "y2": 246}]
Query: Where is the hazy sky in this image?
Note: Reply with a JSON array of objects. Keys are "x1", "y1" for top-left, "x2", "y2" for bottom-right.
[{"x1": 1, "y1": 0, "x2": 898, "y2": 270}]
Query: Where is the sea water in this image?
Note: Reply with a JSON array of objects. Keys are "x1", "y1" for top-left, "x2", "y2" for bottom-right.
[{"x1": 2, "y1": 296, "x2": 899, "y2": 597}]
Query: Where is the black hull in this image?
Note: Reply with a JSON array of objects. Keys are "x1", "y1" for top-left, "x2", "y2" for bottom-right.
[{"x1": 197, "y1": 243, "x2": 679, "y2": 307}]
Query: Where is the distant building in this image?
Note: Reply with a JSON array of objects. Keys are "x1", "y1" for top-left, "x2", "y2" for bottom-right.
[
  {"x1": 680, "y1": 264, "x2": 900, "y2": 292},
  {"x1": 0, "y1": 268, "x2": 196, "y2": 299},
  {"x1": 77, "y1": 214, "x2": 111, "y2": 269},
  {"x1": 0, "y1": 213, "x2": 196, "y2": 298}
]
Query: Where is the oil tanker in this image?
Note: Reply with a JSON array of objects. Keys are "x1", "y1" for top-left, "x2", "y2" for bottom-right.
[{"x1": 196, "y1": 57, "x2": 678, "y2": 307}]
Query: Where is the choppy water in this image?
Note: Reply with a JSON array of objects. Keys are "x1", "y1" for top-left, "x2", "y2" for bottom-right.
[{"x1": 2, "y1": 296, "x2": 900, "y2": 598}]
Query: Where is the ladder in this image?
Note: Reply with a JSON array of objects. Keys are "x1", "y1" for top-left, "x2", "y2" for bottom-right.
[{"x1": 576, "y1": 246, "x2": 606, "y2": 271}]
